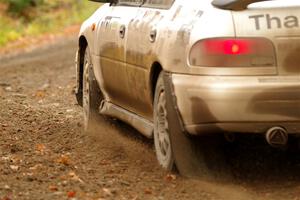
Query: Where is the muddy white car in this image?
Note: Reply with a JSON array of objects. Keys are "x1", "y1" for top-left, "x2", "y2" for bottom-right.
[{"x1": 75, "y1": 0, "x2": 300, "y2": 176}]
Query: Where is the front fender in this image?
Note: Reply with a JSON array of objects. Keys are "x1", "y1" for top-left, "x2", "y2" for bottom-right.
[
  {"x1": 75, "y1": 3, "x2": 110, "y2": 105},
  {"x1": 78, "y1": 3, "x2": 110, "y2": 55}
]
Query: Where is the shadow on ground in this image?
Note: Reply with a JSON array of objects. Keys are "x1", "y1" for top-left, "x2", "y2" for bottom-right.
[{"x1": 88, "y1": 117, "x2": 300, "y2": 192}]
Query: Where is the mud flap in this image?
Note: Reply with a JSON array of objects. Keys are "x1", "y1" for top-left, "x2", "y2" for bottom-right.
[{"x1": 163, "y1": 72, "x2": 206, "y2": 177}]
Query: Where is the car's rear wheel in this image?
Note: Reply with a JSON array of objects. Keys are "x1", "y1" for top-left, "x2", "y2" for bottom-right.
[
  {"x1": 154, "y1": 72, "x2": 229, "y2": 178},
  {"x1": 82, "y1": 47, "x2": 103, "y2": 132},
  {"x1": 154, "y1": 73, "x2": 175, "y2": 171}
]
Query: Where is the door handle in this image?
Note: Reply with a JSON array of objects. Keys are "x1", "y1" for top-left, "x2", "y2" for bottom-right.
[
  {"x1": 119, "y1": 25, "x2": 126, "y2": 39},
  {"x1": 149, "y1": 29, "x2": 157, "y2": 43}
]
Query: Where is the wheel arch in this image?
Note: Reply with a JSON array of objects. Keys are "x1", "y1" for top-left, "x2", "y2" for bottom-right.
[
  {"x1": 150, "y1": 61, "x2": 163, "y2": 103},
  {"x1": 75, "y1": 35, "x2": 88, "y2": 106}
]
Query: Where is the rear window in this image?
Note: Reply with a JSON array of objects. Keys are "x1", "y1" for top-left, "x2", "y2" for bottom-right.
[
  {"x1": 143, "y1": 0, "x2": 175, "y2": 9},
  {"x1": 118, "y1": 0, "x2": 144, "y2": 6},
  {"x1": 212, "y1": 0, "x2": 274, "y2": 10}
]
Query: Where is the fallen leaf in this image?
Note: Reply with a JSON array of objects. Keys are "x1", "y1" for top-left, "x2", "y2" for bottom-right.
[
  {"x1": 2, "y1": 196, "x2": 12, "y2": 200},
  {"x1": 56, "y1": 154, "x2": 72, "y2": 166},
  {"x1": 67, "y1": 191, "x2": 76, "y2": 198},
  {"x1": 144, "y1": 188, "x2": 152, "y2": 195},
  {"x1": 36, "y1": 144, "x2": 46, "y2": 154},
  {"x1": 165, "y1": 174, "x2": 177, "y2": 182},
  {"x1": 49, "y1": 185, "x2": 58, "y2": 192},
  {"x1": 35, "y1": 90, "x2": 46, "y2": 98}
]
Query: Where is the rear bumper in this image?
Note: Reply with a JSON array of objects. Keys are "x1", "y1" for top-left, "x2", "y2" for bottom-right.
[{"x1": 170, "y1": 73, "x2": 300, "y2": 135}]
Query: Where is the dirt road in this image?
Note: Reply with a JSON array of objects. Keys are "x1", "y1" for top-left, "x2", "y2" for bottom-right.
[{"x1": 1, "y1": 36, "x2": 300, "y2": 200}]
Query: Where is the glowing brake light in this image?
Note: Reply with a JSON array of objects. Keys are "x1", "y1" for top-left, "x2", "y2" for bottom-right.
[
  {"x1": 189, "y1": 38, "x2": 276, "y2": 67},
  {"x1": 228, "y1": 42, "x2": 240, "y2": 54},
  {"x1": 224, "y1": 40, "x2": 243, "y2": 54},
  {"x1": 205, "y1": 39, "x2": 249, "y2": 55}
]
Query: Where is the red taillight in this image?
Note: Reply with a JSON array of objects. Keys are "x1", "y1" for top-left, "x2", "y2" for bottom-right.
[
  {"x1": 189, "y1": 38, "x2": 276, "y2": 67},
  {"x1": 224, "y1": 40, "x2": 246, "y2": 55},
  {"x1": 205, "y1": 39, "x2": 249, "y2": 55}
]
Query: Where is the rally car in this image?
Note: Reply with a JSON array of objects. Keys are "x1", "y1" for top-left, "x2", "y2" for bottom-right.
[{"x1": 75, "y1": 0, "x2": 300, "y2": 176}]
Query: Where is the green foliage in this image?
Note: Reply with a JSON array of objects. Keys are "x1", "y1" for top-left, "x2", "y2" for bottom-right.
[
  {"x1": 0, "y1": 0, "x2": 100, "y2": 47},
  {"x1": 2, "y1": 0, "x2": 84, "y2": 18},
  {"x1": 5, "y1": 0, "x2": 43, "y2": 14},
  {"x1": 0, "y1": 18, "x2": 22, "y2": 46}
]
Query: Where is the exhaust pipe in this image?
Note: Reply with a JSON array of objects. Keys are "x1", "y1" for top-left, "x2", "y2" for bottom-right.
[{"x1": 265, "y1": 127, "x2": 288, "y2": 148}]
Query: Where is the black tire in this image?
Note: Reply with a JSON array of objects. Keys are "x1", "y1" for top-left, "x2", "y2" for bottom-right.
[
  {"x1": 82, "y1": 47, "x2": 103, "y2": 132},
  {"x1": 154, "y1": 73, "x2": 176, "y2": 171},
  {"x1": 159, "y1": 71, "x2": 229, "y2": 179}
]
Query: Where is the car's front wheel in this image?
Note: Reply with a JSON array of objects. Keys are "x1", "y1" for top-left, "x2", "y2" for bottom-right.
[{"x1": 82, "y1": 47, "x2": 103, "y2": 132}]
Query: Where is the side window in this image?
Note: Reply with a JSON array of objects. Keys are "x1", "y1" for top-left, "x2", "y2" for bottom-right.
[
  {"x1": 143, "y1": 0, "x2": 175, "y2": 9},
  {"x1": 117, "y1": 0, "x2": 144, "y2": 6}
]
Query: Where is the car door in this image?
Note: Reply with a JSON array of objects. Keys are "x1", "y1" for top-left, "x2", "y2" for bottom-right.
[
  {"x1": 125, "y1": 0, "x2": 175, "y2": 120},
  {"x1": 97, "y1": 0, "x2": 143, "y2": 110}
]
